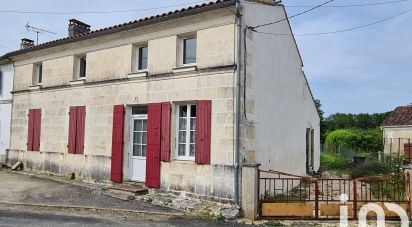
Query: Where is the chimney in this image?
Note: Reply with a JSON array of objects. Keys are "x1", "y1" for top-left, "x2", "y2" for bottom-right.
[
  {"x1": 20, "y1": 38, "x2": 35, "y2": 49},
  {"x1": 68, "y1": 19, "x2": 91, "y2": 37}
]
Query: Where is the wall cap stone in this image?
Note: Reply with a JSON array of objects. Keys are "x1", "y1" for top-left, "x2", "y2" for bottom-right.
[{"x1": 242, "y1": 162, "x2": 261, "y2": 168}]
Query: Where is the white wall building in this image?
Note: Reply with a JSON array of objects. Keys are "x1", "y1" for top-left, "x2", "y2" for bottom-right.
[{"x1": 0, "y1": 62, "x2": 14, "y2": 158}]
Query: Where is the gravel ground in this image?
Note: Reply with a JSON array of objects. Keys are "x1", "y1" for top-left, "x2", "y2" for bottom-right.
[{"x1": 0, "y1": 170, "x2": 176, "y2": 214}]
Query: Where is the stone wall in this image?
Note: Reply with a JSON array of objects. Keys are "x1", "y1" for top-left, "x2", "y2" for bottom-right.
[{"x1": 383, "y1": 127, "x2": 412, "y2": 154}]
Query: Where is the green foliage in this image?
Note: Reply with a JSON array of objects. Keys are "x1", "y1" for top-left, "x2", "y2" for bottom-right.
[
  {"x1": 320, "y1": 152, "x2": 349, "y2": 171},
  {"x1": 351, "y1": 161, "x2": 391, "y2": 178},
  {"x1": 265, "y1": 220, "x2": 285, "y2": 226},
  {"x1": 324, "y1": 128, "x2": 383, "y2": 152},
  {"x1": 215, "y1": 213, "x2": 226, "y2": 222},
  {"x1": 317, "y1": 107, "x2": 390, "y2": 143},
  {"x1": 324, "y1": 112, "x2": 390, "y2": 131}
]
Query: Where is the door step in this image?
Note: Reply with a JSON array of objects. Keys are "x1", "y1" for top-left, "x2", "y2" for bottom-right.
[{"x1": 103, "y1": 183, "x2": 148, "y2": 200}]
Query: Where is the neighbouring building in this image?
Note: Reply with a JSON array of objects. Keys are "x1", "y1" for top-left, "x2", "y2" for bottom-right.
[
  {"x1": 381, "y1": 104, "x2": 412, "y2": 158},
  {"x1": 0, "y1": 62, "x2": 14, "y2": 161},
  {"x1": 0, "y1": 0, "x2": 320, "y2": 213}
]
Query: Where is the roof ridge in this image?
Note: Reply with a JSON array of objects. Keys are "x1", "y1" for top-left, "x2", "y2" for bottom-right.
[{"x1": 0, "y1": 0, "x2": 236, "y2": 60}]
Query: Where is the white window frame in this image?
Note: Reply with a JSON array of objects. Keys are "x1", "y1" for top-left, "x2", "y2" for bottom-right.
[
  {"x1": 130, "y1": 114, "x2": 148, "y2": 158},
  {"x1": 132, "y1": 44, "x2": 148, "y2": 72},
  {"x1": 175, "y1": 104, "x2": 196, "y2": 161},
  {"x1": 75, "y1": 55, "x2": 87, "y2": 80},
  {"x1": 177, "y1": 34, "x2": 197, "y2": 67},
  {"x1": 33, "y1": 63, "x2": 42, "y2": 85}
]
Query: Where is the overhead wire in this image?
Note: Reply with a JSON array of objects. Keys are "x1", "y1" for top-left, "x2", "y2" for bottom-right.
[
  {"x1": 285, "y1": 0, "x2": 408, "y2": 8},
  {"x1": 253, "y1": 7, "x2": 412, "y2": 37},
  {"x1": 249, "y1": 0, "x2": 335, "y2": 30},
  {"x1": 0, "y1": 0, "x2": 211, "y2": 15}
]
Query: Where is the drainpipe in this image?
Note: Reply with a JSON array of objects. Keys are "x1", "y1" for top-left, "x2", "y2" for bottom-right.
[{"x1": 234, "y1": 0, "x2": 242, "y2": 207}]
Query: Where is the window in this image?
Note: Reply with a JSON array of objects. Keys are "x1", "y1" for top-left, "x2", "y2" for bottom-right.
[
  {"x1": 183, "y1": 37, "x2": 197, "y2": 65},
  {"x1": 138, "y1": 46, "x2": 148, "y2": 70},
  {"x1": 177, "y1": 104, "x2": 196, "y2": 160},
  {"x1": 132, "y1": 115, "x2": 147, "y2": 157},
  {"x1": 132, "y1": 106, "x2": 148, "y2": 157},
  {"x1": 0, "y1": 71, "x2": 2, "y2": 96},
  {"x1": 34, "y1": 63, "x2": 42, "y2": 85},
  {"x1": 75, "y1": 56, "x2": 86, "y2": 79},
  {"x1": 306, "y1": 128, "x2": 315, "y2": 173}
]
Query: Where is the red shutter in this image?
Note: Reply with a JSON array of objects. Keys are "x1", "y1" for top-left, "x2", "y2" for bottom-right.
[
  {"x1": 195, "y1": 100, "x2": 212, "y2": 165},
  {"x1": 27, "y1": 109, "x2": 35, "y2": 151},
  {"x1": 32, "y1": 109, "x2": 42, "y2": 151},
  {"x1": 146, "y1": 103, "x2": 162, "y2": 188},
  {"x1": 111, "y1": 105, "x2": 125, "y2": 183},
  {"x1": 75, "y1": 106, "x2": 86, "y2": 154},
  {"x1": 160, "y1": 102, "x2": 171, "y2": 162},
  {"x1": 68, "y1": 107, "x2": 78, "y2": 154}
]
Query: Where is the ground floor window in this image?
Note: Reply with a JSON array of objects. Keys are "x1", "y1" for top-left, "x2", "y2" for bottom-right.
[{"x1": 177, "y1": 104, "x2": 196, "y2": 160}]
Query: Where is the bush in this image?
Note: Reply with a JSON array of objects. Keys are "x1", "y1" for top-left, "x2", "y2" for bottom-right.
[
  {"x1": 351, "y1": 161, "x2": 390, "y2": 178},
  {"x1": 325, "y1": 128, "x2": 383, "y2": 152},
  {"x1": 320, "y1": 152, "x2": 349, "y2": 171}
]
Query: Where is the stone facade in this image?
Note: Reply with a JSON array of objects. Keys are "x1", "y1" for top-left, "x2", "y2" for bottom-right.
[
  {"x1": 4, "y1": 1, "x2": 321, "y2": 209},
  {"x1": 8, "y1": 8, "x2": 237, "y2": 202},
  {"x1": 383, "y1": 126, "x2": 412, "y2": 154}
]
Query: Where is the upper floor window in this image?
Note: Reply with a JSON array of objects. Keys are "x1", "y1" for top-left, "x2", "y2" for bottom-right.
[
  {"x1": 183, "y1": 37, "x2": 197, "y2": 65},
  {"x1": 75, "y1": 55, "x2": 86, "y2": 79},
  {"x1": 177, "y1": 104, "x2": 196, "y2": 160},
  {"x1": 138, "y1": 46, "x2": 148, "y2": 71},
  {"x1": 132, "y1": 45, "x2": 148, "y2": 72},
  {"x1": 33, "y1": 63, "x2": 43, "y2": 85}
]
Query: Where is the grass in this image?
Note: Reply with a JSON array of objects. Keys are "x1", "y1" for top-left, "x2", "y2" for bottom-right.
[
  {"x1": 265, "y1": 220, "x2": 284, "y2": 226},
  {"x1": 215, "y1": 213, "x2": 226, "y2": 222},
  {"x1": 320, "y1": 151, "x2": 351, "y2": 175}
]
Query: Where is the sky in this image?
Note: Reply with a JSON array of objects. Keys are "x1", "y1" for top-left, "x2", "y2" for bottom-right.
[{"x1": 0, "y1": 0, "x2": 411, "y2": 116}]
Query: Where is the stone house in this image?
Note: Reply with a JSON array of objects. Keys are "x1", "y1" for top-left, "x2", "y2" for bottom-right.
[
  {"x1": 0, "y1": 62, "x2": 14, "y2": 159},
  {"x1": 381, "y1": 104, "x2": 412, "y2": 158},
  {"x1": 0, "y1": 0, "x2": 320, "y2": 215}
]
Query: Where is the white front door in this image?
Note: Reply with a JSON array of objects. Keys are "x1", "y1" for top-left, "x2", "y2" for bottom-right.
[{"x1": 129, "y1": 114, "x2": 147, "y2": 182}]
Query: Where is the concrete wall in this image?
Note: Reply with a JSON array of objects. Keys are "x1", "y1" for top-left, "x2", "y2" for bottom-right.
[
  {"x1": 383, "y1": 126, "x2": 412, "y2": 154},
  {"x1": 8, "y1": 9, "x2": 237, "y2": 201},
  {"x1": 242, "y1": 3, "x2": 320, "y2": 176},
  {"x1": 0, "y1": 63, "x2": 13, "y2": 156}
]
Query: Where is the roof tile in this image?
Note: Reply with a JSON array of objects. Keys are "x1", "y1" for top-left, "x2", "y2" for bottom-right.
[{"x1": 382, "y1": 105, "x2": 412, "y2": 127}]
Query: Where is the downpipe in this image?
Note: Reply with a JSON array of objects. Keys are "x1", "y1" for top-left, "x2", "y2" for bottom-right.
[{"x1": 234, "y1": 0, "x2": 242, "y2": 207}]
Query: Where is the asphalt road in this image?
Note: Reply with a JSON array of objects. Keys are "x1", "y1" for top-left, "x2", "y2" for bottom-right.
[{"x1": 0, "y1": 208, "x2": 248, "y2": 227}]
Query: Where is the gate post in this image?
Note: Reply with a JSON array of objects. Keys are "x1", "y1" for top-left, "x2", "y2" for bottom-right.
[
  {"x1": 315, "y1": 180, "x2": 319, "y2": 219},
  {"x1": 403, "y1": 167, "x2": 412, "y2": 218},
  {"x1": 353, "y1": 180, "x2": 357, "y2": 219},
  {"x1": 241, "y1": 162, "x2": 260, "y2": 220}
]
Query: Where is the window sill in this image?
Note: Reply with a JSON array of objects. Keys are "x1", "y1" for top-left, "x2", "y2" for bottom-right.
[
  {"x1": 128, "y1": 70, "x2": 148, "y2": 78},
  {"x1": 173, "y1": 64, "x2": 198, "y2": 73},
  {"x1": 174, "y1": 157, "x2": 195, "y2": 162},
  {"x1": 29, "y1": 85, "x2": 42, "y2": 90},
  {"x1": 69, "y1": 79, "x2": 86, "y2": 85}
]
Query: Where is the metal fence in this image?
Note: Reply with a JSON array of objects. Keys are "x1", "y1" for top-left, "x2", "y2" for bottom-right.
[{"x1": 258, "y1": 170, "x2": 411, "y2": 220}]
